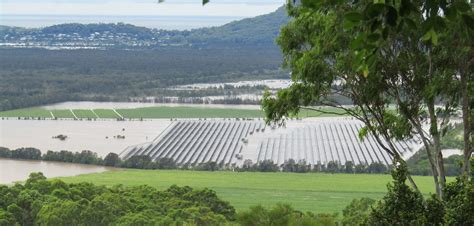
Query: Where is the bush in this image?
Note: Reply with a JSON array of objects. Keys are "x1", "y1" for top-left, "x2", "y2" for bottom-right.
[
  {"x1": 237, "y1": 203, "x2": 338, "y2": 226},
  {"x1": 342, "y1": 197, "x2": 375, "y2": 225},
  {"x1": 443, "y1": 177, "x2": 474, "y2": 225},
  {"x1": 256, "y1": 160, "x2": 279, "y2": 172},
  {"x1": 366, "y1": 161, "x2": 443, "y2": 225},
  {"x1": 103, "y1": 153, "x2": 121, "y2": 167},
  {"x1": 196, "y1": 161, "x2": 220, "y2": 171},
  {"x1": 156, "y1": 157, "x2": 177, "y2": 169}
]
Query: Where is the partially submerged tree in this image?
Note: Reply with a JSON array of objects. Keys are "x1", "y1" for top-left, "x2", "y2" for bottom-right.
[{"x1": 262, "y1": 0, "x2": 473, "y2": 199}]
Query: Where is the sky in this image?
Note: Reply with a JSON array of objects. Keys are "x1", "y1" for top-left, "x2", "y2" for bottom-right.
[{"x1": 1, "y1": 0, "x2": 286, "y2": 17}]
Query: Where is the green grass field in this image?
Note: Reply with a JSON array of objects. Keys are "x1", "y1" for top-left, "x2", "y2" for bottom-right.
[
  {"x1": 72, "y1": 109, "x2": 98, "y2": 119},
  {"x1": 0, "y1": 108, "x2": 51, "y2": 118},
  {"x1": 117, "y1": 106, "x2": 264, "y2": 119},
  {"x1": 50, "y1": 110, "x2": 75, "y2": 118},
  {"x1": 0, "y1": 106, "x2": 348, "y2": 119},
  {"x1": 60, "y1": 170, "x2": 444, "y2": 213},
  {"x1": 94, "y1": 109, "x2": 120, "y2": 118}
]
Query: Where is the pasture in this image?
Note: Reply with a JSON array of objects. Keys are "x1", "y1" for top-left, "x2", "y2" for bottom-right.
[
  {"x1": 60, "y1": 170, "x2": 444, "y2": 213},
  {"x1": 0, "y1": 105, "x2": 346, "y2": 119}
]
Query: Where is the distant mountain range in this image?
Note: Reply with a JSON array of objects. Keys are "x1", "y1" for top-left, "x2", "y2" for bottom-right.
[{"x1": 0, "y1": 7, "x2": 289, "y2": 49}]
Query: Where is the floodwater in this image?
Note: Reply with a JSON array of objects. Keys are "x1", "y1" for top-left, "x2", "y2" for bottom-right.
[
  {"x1": 0, "y1": 158, "x2": 113, "y2": 184},
  {"x1": 173, "y1": 79, "x2": 293, "y2": 90},
  {"x1": 0, "y1": 119, "x2": 172, "y2": 156}
]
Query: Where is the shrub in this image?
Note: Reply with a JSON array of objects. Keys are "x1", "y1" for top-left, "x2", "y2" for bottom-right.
[
  {"x1": 366, "y1": 161, "x2": 443, "y2": 225},
  {"x1": 342, "y1": 197, "x2": 376, "y2": 225}
]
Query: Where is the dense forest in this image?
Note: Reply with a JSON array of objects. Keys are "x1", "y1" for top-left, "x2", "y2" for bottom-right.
[{"x1": 0, "y1": 47, "x2": 286, "y2": 111}]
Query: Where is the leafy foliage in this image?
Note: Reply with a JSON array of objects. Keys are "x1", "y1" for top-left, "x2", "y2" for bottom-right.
[
  {"x1": 366, "y1": 161, "x2": 444, "y2": 225},
  {"x1": 0, "y1": 173, "x2": 235, "y2": 225},
  {"x1": 237, "y1": 203, "x2": 338, "y2": 226},
  {"x1": 342, "y1": 197, "x2": 376, "y2": 226}
]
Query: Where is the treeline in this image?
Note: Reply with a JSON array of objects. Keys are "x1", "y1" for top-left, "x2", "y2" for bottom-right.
[
  {"x1": 0, "y1": 147, "x2": 390, "y2": 174},
  {"x1": 0, "y1": 48, "x2": 285, "y2": 111},
  {"x1": 2, "y1": 146, "x2": 466, "y2": 176},
  {"x1": 407, "y1": 149, "x2": 464, "y2": 176}
]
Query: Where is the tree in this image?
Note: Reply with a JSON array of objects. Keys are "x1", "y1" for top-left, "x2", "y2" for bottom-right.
[
  {"x1": 262, "y1": 0, "x2": 473, "y2": 199},
  {"x1": 366, "y1": 161, "x2": 444, "y2": 225},
  {"x1": 156, "y1": 157, "x2": 177, "y2": 169},
  {"x1": 342, "y1": 197, "x2": 376, "y2": 225},
  {"x1": 256, "y1": 160, "x2": 279, "y2": 172},
  {"x1": 36, "y1": 201, "x2": 82, "y2": 226},
  {"x1": 103, "y1": 153, "x2": 121, "y2": 167},
  {"x1": 0, "y1": 209, "x2": 16, "y2": 226}
]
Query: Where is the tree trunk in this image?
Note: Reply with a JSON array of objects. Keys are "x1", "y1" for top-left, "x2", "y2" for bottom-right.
[
  {"x1": 411, "y1": 118, "x2": 443, "y2": 198},
  {"x1": 427, "y1": 103, "x2": 445, "y2": 199},
  {"x1": 460, "y1": 69, "x2": 472, "y2": 175}
]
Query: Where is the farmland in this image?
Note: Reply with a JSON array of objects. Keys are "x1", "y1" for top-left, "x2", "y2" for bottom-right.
[
  {"x1": 0, "y1": 105, "x2": 346, "y2": 119},
  {"x1": 59, "y1": 169, "x2": 447, "y2": 213}
]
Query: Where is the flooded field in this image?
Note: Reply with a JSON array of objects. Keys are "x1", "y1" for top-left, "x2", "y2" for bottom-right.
[
  {"x1": 173, "y1": 79, "x2": 292, "y2": 90},
  {"x1": 0, "y1": 119, "x2": 171, "y2": 156},
  {"x1": 0, "y1": 158, "x2": 113, "y2": 184}
]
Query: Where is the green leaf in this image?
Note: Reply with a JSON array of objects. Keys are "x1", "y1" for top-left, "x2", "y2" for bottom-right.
[
  {"x1": 421, "y1": 29, "x2": 432, "y2": 41},
  {"x1": 345, "y1": 12, "x2": 363, "y2": 22},
  {"x1": 358, "y1": 63, "x2": 369, "y2": 77},
  {"x1": 203, "y1": 0, "x2": 210, "y2": 5},
  {"x1": 343, "y1": 20, "x2": 358, "y2": 29},
  {"x1": 358, "y1": 126, "x2": 369, "y2": 140},
  {"x1": 431, "y1": 30, "x2": 438, "y2": 45}
]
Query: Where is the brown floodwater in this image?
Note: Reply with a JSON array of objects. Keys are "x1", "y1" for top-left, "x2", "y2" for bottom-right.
[
  {"x1": 0, "y1": 119, "x2": 171, "y2": 156},
  {"x1": 0, "y1": 158, "x2": 113, "y2": 184}
]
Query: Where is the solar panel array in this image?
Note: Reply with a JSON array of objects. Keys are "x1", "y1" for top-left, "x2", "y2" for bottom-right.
[
  {"x1": 254, "y1": 120, "x2": 419, "y2": 166},
  {"x1": 121, "y1": 119, "x2": 420, "y2": 167},
  {"x1": 121, "y1": 120, "x2": 266, "y2": 165}
]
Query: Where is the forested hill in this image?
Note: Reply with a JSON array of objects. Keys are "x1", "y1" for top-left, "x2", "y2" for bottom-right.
[
  {"x1": 185, "y1": 6, "x2": 288, "y2": 47},
  {"x1": 0, "y1": 7, "x2": 288, "y2": 49}
]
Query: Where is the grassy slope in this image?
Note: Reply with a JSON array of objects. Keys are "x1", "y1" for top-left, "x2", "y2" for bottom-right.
[{"x1": 60, "y1": 170, "x2": 444, "y2": 213}]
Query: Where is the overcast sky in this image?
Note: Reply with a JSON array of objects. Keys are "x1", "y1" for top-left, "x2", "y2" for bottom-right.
[{"x1": 1, "y1": 0, "x2": 286, "y2": 17}]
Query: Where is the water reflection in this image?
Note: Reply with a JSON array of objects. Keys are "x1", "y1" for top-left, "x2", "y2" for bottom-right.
[{"x1": 0, "y1": 158, "x2": 113, "y2": 184}]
